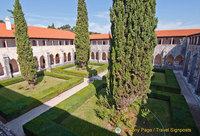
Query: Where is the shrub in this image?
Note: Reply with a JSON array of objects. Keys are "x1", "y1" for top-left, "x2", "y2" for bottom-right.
[{"x1": 0, "y1": 76, "x2": 24, "y2": 87}]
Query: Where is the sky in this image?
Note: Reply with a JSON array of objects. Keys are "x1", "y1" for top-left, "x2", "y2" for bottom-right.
[{"x1": 0, "y1": 0, "x2": 200, "y2": 34}]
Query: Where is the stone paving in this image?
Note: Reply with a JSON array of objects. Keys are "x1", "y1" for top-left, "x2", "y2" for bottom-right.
[
  {"x1": 174, "y1": 71, "x2": 200, "y2": 132},
  {"x1": 5, "y1": 70, "x2": 108, "y2": 136}
]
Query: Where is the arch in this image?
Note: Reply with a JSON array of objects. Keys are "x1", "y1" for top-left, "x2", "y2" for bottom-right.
[
  {"x1": 91, "y1": 52, "x2": 95, "y2": 60},
  {"x1": 68, "y1": 53, "x2": 71, "y2": 61},
  {"x1": 55, "y1": 54, "x2": 60, "y2": 64},
  {"x1": 9, "y1": 59, "x2": 19, "y2": 73},
  {"x1": 154, "y1": 54, "x2": 162, "y2": 66},
  {"x1": 0, "y1": 63, "x2": 4, "y2": 76},
  {"x1": 34, "y1": 57, "x2": 39, "y2": 70},
  {"x1": 102, "y1": 52, "x2": 107, "y2": 60},
  {"x1": 50, "y1": 54, "x2": 54, "y2": 65},
  {"x1": 32, "y1": 40, "x2": 37, "y2": 46},
  {"x1": 165, "y1": 54, "x2": 174, "y2": 66},
  {"x1": 40, "y1": 56, "x2": 45, "y2": 69},
  {"x1": 96, "y1": 52, "x2": 99, "y2": 60},
  {"x1": 175, "y1": 55, "x2": 184, "y2": 66},
  {"x1": 64, "y1": 53, "x2": 67, "y2": 62}
]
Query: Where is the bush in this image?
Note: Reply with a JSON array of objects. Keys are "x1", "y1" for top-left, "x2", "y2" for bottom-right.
[
  {"x1": 0, "y1": 76, "x2": 24, "y2": 87},
  {"x1": 23, "y1": 80, "x2": 106, "y2": 136},
  {"x1": 149, "y1": 90, "x2": 199, "y2": 136},
  {"x1": 151, "y1": 68, "x2": 181, "y2": 94}
]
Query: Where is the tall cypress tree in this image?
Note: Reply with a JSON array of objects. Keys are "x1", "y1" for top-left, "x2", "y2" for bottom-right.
[
  {"x1": 75, "y1": 0, "x2": 90, "y2": 67},
  {"x1": 108, "y1": 0, "x2": 157, "y2": 111},
  {"x1": 13, "y1": 0, "x2": 37, "y2": 88}
]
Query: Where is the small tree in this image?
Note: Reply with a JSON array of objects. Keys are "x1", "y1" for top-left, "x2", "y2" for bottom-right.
[
  {"x1": 13, "y1": 0, "x2": 37, "y2": 88},
  {"x1": 75, "y1": 0, "x2": 90, "y2": 67},
  {"x1": 48, "y1": 23, "x2": 56, "y2": 29}
]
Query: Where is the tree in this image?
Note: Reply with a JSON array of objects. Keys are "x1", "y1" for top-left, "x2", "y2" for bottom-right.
[
  {"x1": 74, "y1": 0, "x2": 90, "y2": 67},
  {"x1": 58, "y1": 24, "x2": 71, "y2": 30},
  {"x1": 0, "y1": 20, "x2": 4, "y2": 23},
  {"x1": 108, "y1": 0, "x2": 157, "y2": 111},
  {"x1": 12, "y1": 0, "x2": 37, "y2": 88},
  {"x1": 48, "y1": 23, "x2": 55, "y2": 29}
]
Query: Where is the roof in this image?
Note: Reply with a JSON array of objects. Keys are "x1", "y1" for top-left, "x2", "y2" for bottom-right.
[
  {"x1": 90, "y1": 34, "x2": 111, "y2": 40},
  {"x1": 0, "y1": 23, "x2": 75, "y2": 39},
  {"x1": 156, "y1": 29, "x2": 200, "y2": 37}
]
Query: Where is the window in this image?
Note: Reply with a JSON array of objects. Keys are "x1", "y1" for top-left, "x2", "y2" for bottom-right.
[
  {"x1": 2, "y1": 41, "x2": 6, "y2": 47},
  {"x1": 32, "y1": 40, "x2": 37, "y2": 46},
  {"x1": 103, "y1": 41, "x2": 106, "y2": 45},
  {"x1": 66, "y1": 40, "x2": 69, "y2": 45},
  {"x1": 98, "y1": 40, "x2": 102, "y2": 45},
  {"x1": 59, "y1": 41, "x2": 62, "y2": 45},
  {"x1": 92, "y1": 40, "x2": 96, "y2": 45},
  {"x1": 43, "y1": 40, "x2": 45, "y2": 46},
  {"x1": 70, "y1": 40, "x2": 73, "y2": 45}
]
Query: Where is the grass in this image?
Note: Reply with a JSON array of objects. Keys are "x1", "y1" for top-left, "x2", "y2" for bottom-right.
[
  {"x1": 60, "y1": 89, "x2": 172, "y2": 136},
  {"x1": 151, "y1": 72, "x2": 167, "y2": 84},
  {"x1": 2, "y1": 76, "x2": 65, "y2": 99},
  {"x1": 65, "y1": 65, "x2": 100, "y2": 73}
]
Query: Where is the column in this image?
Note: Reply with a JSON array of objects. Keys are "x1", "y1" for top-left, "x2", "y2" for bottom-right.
[
  {"x1": 98, "y1": 50, "x2": 101, "y2": 63},
  {"x1": 161, "y1": 38, "x2": 163, "y2": 45},
  {"x1": 196, "y1": 37, "x2": 199, "y2": 45},
  {"x1": 72, "y1": 49, "x2": 75, "y2": 63},
  {"x1": 37, "y1": 40, "x2": 39, "y2": 46},
  {"x1": 45, "y1": 40, "x2": 47, "y2": 46},
  {"x1": 195, "y1": 74, "x2": 200, "y2": 94},
  {"x1": 171, "y1": 38, "x2": 174, "y2": 45},
  {"x1": 5, "y1": 40, "x2": 8, "y2": 48},
  {"x1": 52, "y1": 41, "x2": 54, "y2": 46},
  {"x1": 60, "y1": 50, "x2": 65, "y2": 65},
  {"x1": 45, "y1": 52, "x2": 51, "y2": 71},
  {"x1": 3, "y1": 55, "x2": 12, "y2": 79}
]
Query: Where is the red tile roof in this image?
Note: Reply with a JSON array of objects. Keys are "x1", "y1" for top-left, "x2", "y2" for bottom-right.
[
  {"x1": 0, "y1": 23, "x2": 75, "y2": 39},
  {"x1": 156, "y1": 29, "x2": 200, "y2": 37},
  {"x1": 1, "y1": 23, "x2": 200, "y2": 40}
]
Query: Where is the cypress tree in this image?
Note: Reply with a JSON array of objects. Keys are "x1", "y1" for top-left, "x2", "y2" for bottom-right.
[
  {"x1": 75, "y1": 0, "x2": 90, "y2": 67},
  {"x1": 13, "y1": 0, "x2": 37, "y2": 88},
  {"x1": 108, "y1": 0, "x2": 157, "y2": 111}
]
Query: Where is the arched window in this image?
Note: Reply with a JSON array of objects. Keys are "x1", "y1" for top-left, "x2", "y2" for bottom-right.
[
  {"x1": 55, "y1": 54, "x2": 60, "y2": 64},
  {"x1": 102, "y1": 52, "x2": 107, "y2": 60},
  {"x1": 0, "y1": 63, "x2": 4, "y2": 76},
  {"x1": 32, "y1": 40, "x2": 37, "y2": 46},
  {"x1": 91, "y1": 52, "x2": 95, "y2": 59},
  {"x1": 165, "y1": 54, "x2": 174, "y2": 66},
  {"x1": 50, "y1": 54, "x2": 54, "y2": 65},
  {"x1": 154, "y1": 54, "x2": 162, "y2": 66},
  {"x1": 68, "y1": 53, "x2": 71, "y2": 61},
  {"x1": 64, "y1": 53, "x2": 67, "y2": 62},
  {"x1": 34, "y1": 57, "x2": 39, "y2": 70},
  {"x1": 40, "y1": 56, "x2": 45, "y2": 69},
  {"x1": 9, "y1": 59, "x2": 19, "y2": 73},
  {"x1": 175, "y1": 55, "x2": 184, "y2": 66},
  {"x1": 96, "y1": 52, "x2": 99, "y2": 60}
]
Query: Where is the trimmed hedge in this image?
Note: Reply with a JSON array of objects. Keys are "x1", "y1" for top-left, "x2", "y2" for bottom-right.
[
  {"x1": 149, "y1": 90, "x2": 199, "y2": 136},
  {"x1": 0, "y1": 71, "x2": 84, "y2": 121},
  {"x1": 51, "y1": 63, "x2": 108, "y2": 78},
  {"x1": 151, "y1": 68, "x2": 181, "y2": 94},
  {"x1": 23, "y1": 80, "x2": 106, "y2": 136}
]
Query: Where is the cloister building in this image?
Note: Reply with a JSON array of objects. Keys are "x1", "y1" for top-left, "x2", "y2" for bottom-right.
[{"x1": 0, "y1": 17, "x2": 200, "y2": 94}]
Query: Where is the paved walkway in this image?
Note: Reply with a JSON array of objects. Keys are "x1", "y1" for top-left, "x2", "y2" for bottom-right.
[
  {"x1": 5, "y1": 70, "x2": 108, "y2": 136},
  {"x1": 174, "y1": 71, "x2": 200, "y2": 132}
]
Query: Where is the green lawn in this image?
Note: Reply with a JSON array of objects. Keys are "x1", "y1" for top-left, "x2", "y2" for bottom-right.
[
  {"x1": 151, "y1": 72, "x2": 167, "y2": 84},
  {"x1": 0, "y1": 76, "x2": 65, "y2": 100},
  {"x1": 65, "y1": 65, "x2": 100, "y2": 73},
  {"x1": 61, "y1": 90, "x2": 171, "y2": 136}
]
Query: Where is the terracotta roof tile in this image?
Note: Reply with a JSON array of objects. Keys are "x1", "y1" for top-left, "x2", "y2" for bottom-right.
[{"x1": 0, "y1": 23, "x2": 75, "y2": 39}]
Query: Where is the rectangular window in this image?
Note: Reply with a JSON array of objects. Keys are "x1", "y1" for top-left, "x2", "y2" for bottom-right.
[{"x1": 98, "y1": 40, "x2": 102, "y2": 45}]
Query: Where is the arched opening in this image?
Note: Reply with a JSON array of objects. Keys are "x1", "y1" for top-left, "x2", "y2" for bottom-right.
[
  {"x1": 74, "y1": 52, "x2": 76, "y2": 60},
  {"x1": 55, "y1": 54, "x2": 60, "y2": 64},
  {"x1": 68, "y1": 53, "x2": 71, "y2": 61},
  {"x1": 91, "y1": 52, "x2": 95, "y2": 60},
  {"x1": 96, "y1": 52, "x2": 99, "y2": 60},
  {"x1": 2, "y1": 41, "x2": 6, "y2": 48},
  {"x1": 165, "y1": 54, "x2": 174, "y2": 66},
  {"x1": 40, "y1": 56, "x2": 45, "y2": 69},
  {"x1": 64, "y1": 53, "x2": 67, "y2": 62},
  {"x1": 102, "y1": 52, "x2": 107, "y2": 60},
  {"x1": 0, "y1": 63, "x2": 4, "y2": 76},
  {"x1": 154, "y1": 54, "x2": 162, "y2": 66},
  {"x1": 43, "y1": 40, "x2": 45, "y2": 46},
  {"x1": 9, "y1": 59, "x2": 19, "y2": 74},
  {"x1": 175, "y1": 55, "x2": 184, "y2": 66},
  {"x1": 32, "y1": 40, "x2": 37, "y2": 46},
  {"x1": 34, "y1": 57, "x2": 39, "y2": 70},
  {"x1": 50, "y1": 54, "x2": 54, "y2": 65}
]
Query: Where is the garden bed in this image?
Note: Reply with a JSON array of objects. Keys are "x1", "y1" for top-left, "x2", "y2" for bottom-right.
[
  {"x1": 0, "y1": 71, "x2": 83, "y2": 121},
  {"x1": 51, "y1": 62, "x2": 108, "y2": 78}
]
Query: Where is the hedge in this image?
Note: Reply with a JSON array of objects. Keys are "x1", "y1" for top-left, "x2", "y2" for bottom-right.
[
  {"x1": 0, "y1": 71, "x2": 84, "y2": 121},
  {"x1": 151, "y1": 68, "x2": 181, "y2": 94},
  {"x1": 51, "y1": 63, "x2": 108, "y2": 78},
  {"x1": 149, "y1": 90, "x2": 199, "y2": 136},
  {"x1": 23, "y1": 80, "x2": 106, "y2": 136}
]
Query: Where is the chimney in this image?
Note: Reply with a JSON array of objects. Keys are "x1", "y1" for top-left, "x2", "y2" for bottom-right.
[{"x1": 5, "y1": 16, "x2": 12, "y2": 30}]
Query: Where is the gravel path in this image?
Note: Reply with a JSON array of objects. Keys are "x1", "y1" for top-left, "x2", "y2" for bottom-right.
[
  {"x1": 174, "y1": 71, "x2": 200, "y2": 132},
  {"x1": 5, "y1": 70, "x2": 108, "y2": 136}
]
